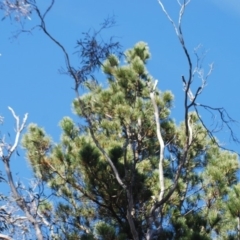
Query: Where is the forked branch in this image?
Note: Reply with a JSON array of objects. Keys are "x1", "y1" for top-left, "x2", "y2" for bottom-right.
[{"x1": 1, "y1": 108, "x2": 44, "y2": 240}]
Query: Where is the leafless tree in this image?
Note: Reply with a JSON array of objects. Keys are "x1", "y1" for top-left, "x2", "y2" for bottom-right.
[{"x1": 0, "y1": 108, "x2": 55, "y2": 239}]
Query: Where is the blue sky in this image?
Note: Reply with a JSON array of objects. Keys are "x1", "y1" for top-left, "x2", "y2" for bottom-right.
[{"x1": 0, "y1": 0, "x2": 240, "y2": 180}]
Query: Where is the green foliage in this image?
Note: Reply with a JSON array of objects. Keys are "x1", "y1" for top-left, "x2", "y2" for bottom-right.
[
  {"x1": 22, "y1": 42, "x2": 240, "y2": 239},
  {"x1": 95, "y1": 222, "x2": 116, "y2": 240}
]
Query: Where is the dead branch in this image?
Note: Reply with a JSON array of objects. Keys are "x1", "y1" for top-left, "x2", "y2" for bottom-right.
[
  {"x1": 150, "y1": 1, "x2": 240, "y2": 238},
  {"x1": 7, "y1": 107, "x2": 28, "y2": 158},
  {"x1": 1, "y1": 107, "x2": 44, "y2": 240},
  {"x1": 149, "y1": 79, "x2": 165, "y2": 202},
  {"x1": 0, "y1": 233, "x2": 12, "y2": 240},
  {"x1": 0, "y1": 0, "x2": 32, "y2": 21}
]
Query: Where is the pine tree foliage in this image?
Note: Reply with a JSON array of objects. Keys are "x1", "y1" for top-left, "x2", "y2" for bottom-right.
[{"x1": 22, "y1": 42, "x2": 240, "y2": 239}]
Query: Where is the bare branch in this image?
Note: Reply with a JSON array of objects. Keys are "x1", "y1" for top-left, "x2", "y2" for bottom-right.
[
  {"x1": 149, "y1": 79, "x2": 165, "y2": 202},
  {"x1": 0, "y1": 0, "x2": 32, "y2": 21},
  {"x1": 157, "y1": 0, "x2": 179, "y2": 38},
  {"x1": 33, "y1": 5, "x2": 75, "y2": 84},
  {"x1": 0, "y1": 233, "x2": 12, "y2": 240},
  {"x1": 158, "y1": 1, "x2": 193, "y2": 143},
  {"x1": 1, "y1": 108, "x2": 44, "y2": 240},
  {"x1": 8, "y1": 107, "x2": 28, "y2": 156},
  {"x1": 42, "y1": 0, "x2": 54, "y2": 19}
]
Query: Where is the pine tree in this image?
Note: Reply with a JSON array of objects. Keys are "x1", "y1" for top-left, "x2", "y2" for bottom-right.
[{"x1": 22, "y1": 42, "x2": 239, "y2": 239}]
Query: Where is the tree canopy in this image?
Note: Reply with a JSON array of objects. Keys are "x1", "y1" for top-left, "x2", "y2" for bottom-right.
[
  {"x1": 0, "y1": 1, "x2": 240, "y2": 240},
  {"x1": 21, "y1": 42, "x2": 240, "y2": 239}
]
